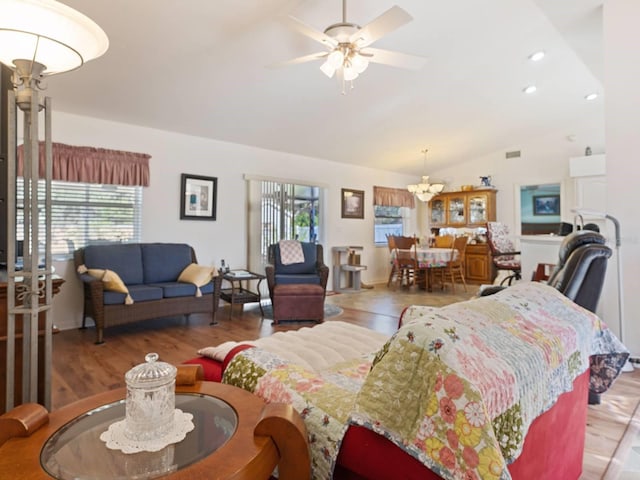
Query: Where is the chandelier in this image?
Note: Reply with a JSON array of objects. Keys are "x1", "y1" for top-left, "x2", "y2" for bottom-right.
[{"x1": 407, "y1": 149, "x2": 444, "y2": 202}]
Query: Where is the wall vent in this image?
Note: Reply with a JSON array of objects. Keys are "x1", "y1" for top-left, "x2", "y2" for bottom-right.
[{"x1": 505, "y1": 150, "x2": 521, "y2": 159}]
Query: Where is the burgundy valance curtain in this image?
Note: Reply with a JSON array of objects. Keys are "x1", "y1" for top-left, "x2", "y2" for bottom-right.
[
  {"x1": 17, "y1": 142, "x2": 151, "y2": 186},
  {"x1": 373, "y1": 186, "x2": 415, "y2": 209}
]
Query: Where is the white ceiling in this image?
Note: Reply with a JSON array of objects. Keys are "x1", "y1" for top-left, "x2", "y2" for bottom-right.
[{"x1": 45, "y1": 0, "x2": 605, "y2": 175}]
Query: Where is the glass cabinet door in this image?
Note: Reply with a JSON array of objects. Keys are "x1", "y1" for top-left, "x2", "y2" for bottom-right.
[
  {"x1": 447, "y1": 196, "x2": 466, "y2": 225},
  {"x1": 429, "y1": 198, "x2": 446, "y2": 225},
  {"x1": 468, "y1": 194, "x2": 488, "y2": 224}
]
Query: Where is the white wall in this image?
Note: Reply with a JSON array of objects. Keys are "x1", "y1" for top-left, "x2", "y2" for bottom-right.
[
  {"x1": 604, "y1": 0, "x2": 640, "y2": 357},
  {"x1": 49, "y1": 112, "x2": 416, "y2": 330}
]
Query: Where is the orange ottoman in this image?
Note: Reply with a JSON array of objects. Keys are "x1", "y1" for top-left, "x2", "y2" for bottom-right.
[{"x1": 272, "y1": 284, "x2": 325, "y2": 325}]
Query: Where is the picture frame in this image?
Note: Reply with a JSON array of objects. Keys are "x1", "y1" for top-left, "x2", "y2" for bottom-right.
[
  {"x1": 341, "y1": 188, "x2": 365, "y2": 219},
  {"x1": 180, "y1": 173, "x2": 217, "y2": 220},
  {"x1": 532, "y1": 194, "x2": 560, "y2": 216}
]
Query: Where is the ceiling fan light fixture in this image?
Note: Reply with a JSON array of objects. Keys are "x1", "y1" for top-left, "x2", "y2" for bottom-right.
[
  {"x1": 327, "y1": 49, "x2": 345, "y2": 69},
  {"x1": 351, "y1": 53, "x2": 369, "y2": 74},
  {"x1": 343, "y1": 65, "x2": 359, "y2": 81},
  {"x1": 320, "y1": 60, "x2": 336, "y2": 78}
]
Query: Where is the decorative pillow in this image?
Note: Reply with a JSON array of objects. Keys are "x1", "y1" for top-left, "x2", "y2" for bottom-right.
[
  {"x1": 198, "y1": 341, "x2": 256, "y2": 362},
  {"x1": 178, "y1": 263, "x2": 218, "y2": 297},
  {"x1": 77, "y1": 264, "x2": 133, "y2": 305}
]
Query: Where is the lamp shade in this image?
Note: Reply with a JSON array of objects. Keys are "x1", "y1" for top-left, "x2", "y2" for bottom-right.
[{"x1": 0, "y1": 0, "x2": 108, "y2": 75}]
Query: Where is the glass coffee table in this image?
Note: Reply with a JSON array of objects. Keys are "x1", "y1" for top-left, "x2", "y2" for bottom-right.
[
  {"x1": 41, "y1": 393, "x2": 237, "y2": 479},
  {"x1": 0, "y1": 381, "x2": 309, "y2": 479}
]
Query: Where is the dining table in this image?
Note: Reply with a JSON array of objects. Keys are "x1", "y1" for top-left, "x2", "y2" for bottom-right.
[
  {"x1": 414, "y1": 247, "x2": 459, "y2": 292},
  {"x1": 391, "y1": 247, "x2": 459, "y2": 292}
]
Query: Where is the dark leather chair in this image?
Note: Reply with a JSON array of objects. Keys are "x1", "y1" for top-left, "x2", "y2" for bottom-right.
[
  {"x1": 546, "y1": 230, "x2": 612, "y2": 313},
  {"x1": 481, "y1": 230, "x2": 612, "y2": 313},
  {"x1": 481, "y1": 230, "x2": 613, "y2": 405}
]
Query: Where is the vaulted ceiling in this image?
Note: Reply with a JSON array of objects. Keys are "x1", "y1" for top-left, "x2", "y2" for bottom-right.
[{"x1": 46, "y1": 0, "x2": 604, "y2": 175}]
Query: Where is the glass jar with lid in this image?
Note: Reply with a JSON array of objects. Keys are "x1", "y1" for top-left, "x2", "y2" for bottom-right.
[{"x1": 124, "y1": 352, "x2": 177, "y2": 442}]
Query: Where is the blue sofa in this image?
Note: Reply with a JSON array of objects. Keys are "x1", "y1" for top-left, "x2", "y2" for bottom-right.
[{"x1": 74, "y1": 243, "x2": 222, "y2": 343}]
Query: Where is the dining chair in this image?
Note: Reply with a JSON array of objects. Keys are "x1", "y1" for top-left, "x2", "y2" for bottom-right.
[
  {"x1": 438, "y1": 235, "x2": 468, "y2": 293},
  {"x1": 391, "y1": 235, "x2": 418, "y2": 289},
  {"x1": 434, "y1": 235, "x2": 454, "y2": 248},
  {"x1": 486, "y1": 222, "x2": 522, "y2": 285},
  {"x1": 386, "y1": 234, "x2": 399, "y2": 287}
]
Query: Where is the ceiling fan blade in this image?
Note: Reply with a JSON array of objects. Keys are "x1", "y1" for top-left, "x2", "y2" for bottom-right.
[
  {"x1": 284, "y1": 15, "x2": 338, "y2": 48},
  {"x1": 350, "y1": 6, "x2": 413, "y2": 48},
  {"x1": 267, "y1": 52, "x2": 329, "y2": 69},
  {"x1": 363, "y1": 47, "x2": 427, "y2": 70}
]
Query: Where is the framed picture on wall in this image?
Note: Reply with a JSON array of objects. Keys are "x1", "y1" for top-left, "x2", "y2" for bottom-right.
[
  {"x1": 533, "y1": 194, "x2": 560, "y2": 215},
  {"x1": 341, "y1": 188, "x2": 364, "y2": 219},
  {"x1": 180, "y1": 173, "x2": 217, "y2": 220}
]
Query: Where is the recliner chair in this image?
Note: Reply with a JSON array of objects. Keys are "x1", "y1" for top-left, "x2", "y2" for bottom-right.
[
  {"x1": 481, "y1": 230, "x2": 612, "y2": 313},
  {"x1": 545, "y1": 230, "x2": 612, "y2": 313},
  {"x1": 481, "y1": 230, "x2": 613, "y2": 405}
]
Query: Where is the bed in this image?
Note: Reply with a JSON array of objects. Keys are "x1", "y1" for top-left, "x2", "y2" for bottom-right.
[{"x1": 187, "y1": 282, "x2": 628, "y2": 480}]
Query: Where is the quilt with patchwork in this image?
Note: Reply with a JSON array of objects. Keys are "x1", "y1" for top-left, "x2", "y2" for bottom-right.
[{"x1": 223, "y1": 282, "x2": 628, "y2": 480}]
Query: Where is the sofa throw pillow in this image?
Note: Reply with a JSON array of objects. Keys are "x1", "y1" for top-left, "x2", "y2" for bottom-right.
[
  {"x1": 178, "y1": 263, "x2": 218, "y2": 297},
  {"x1": 77, "y1": 264, "x2": 133, "y2": 305},
  {"x1": 198, "y1": 340, "x2": 256, "y2": 362}
]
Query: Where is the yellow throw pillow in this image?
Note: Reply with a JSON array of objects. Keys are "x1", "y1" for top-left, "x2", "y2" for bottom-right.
[
  {"x1": 178, "y1": 263, "x2": 218, "y2": 297},
  {"x1": 77, "y1": 264, "x2": 133, "y2": 305}
]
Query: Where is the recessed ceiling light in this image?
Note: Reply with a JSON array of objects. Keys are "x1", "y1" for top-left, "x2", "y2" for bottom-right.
[
  {"x1": 584, "y1": 93, "x2": 598, "y2": 101},
  {"x1": 529, "y1": 51, "x2": 545, "y2": 62},
  {"x1": 523, "y1": 85, "x2": 537, "y2": 94}
]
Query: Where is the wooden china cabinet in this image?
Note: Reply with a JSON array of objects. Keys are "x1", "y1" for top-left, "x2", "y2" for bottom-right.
[{"x1": 428, "y1": 189, "x2": 497, "y2": 284}]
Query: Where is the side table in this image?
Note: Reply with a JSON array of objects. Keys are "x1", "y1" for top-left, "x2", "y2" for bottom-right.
[
  {"x1": 0, "y1": 381, "x2": 310, "y2": 479},
  {"x1": 219, "y1": 270, "x2": 265, "y2": 320}
]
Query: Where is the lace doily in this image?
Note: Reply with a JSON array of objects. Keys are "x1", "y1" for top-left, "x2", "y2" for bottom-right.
[{"x1": 99, "y1": 408, "x2": 195, "y2": 453}]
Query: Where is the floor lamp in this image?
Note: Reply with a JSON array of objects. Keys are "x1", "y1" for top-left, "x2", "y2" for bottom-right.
[
  {"x1": 0, "y1": 0, "x2": 108, "y2": 412},
  {"x1": 571, "y1": 208, "x2": 634, "y2": 372}
]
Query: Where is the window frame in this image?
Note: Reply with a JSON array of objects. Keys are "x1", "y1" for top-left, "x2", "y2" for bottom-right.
[
  {"x1": 373, "y1": 205, "x2": 407, "y2": 246},
  {"x1": 16, "y1": 178, "x2": 143, "y2": 260}
]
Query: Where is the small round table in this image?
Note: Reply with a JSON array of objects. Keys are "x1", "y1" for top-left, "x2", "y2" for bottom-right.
[{"x1": 0, "y1": 382, "x2": 309, "y2": 480}]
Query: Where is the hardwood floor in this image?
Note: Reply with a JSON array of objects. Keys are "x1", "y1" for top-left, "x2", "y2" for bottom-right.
[{"x1": 51, "y1": 283, "x2": 639, "y2": 479}]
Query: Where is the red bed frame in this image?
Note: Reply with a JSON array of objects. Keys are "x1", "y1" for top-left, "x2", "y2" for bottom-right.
[{"x1": 185, "y1": 353, "x2": 589, "y2": 480}]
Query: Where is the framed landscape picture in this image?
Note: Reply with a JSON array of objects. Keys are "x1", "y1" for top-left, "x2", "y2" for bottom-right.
[
  {"x1": 180, "y1": 173, "x2": 217, "y2": 220},
  {"x1": 533, "y1": 194, "x2": 560, "y2": 216},
  {"x1": 341, "y1": 188, "x2": 364, "y2": 219}
]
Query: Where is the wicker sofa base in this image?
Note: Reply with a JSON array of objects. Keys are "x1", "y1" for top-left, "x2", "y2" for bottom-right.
[
  {"x1": 75, "y1": 243, "x2": 222, "y2": 344},
  {"x1": 82, "y1": 277, "x2": 222, "y2": 344}
]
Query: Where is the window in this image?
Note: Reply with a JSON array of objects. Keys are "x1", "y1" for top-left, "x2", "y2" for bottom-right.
[
  {"x1": 372, "y1": 186, "x2": 415, "y2": 245},
  {"x1": 17, "y1": 179, "x2": 143, "y2": 258},
  {"x1": 260, "y1": 181, "x2": 321, "y2": 258},
  {"x1": 374, "y1": 205, "x2": 405, "y2": 245}
]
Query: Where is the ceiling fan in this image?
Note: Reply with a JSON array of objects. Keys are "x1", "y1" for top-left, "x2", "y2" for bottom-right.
[{"x1": 273, "y1": 0, "x2": 427, "y2": 93}]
